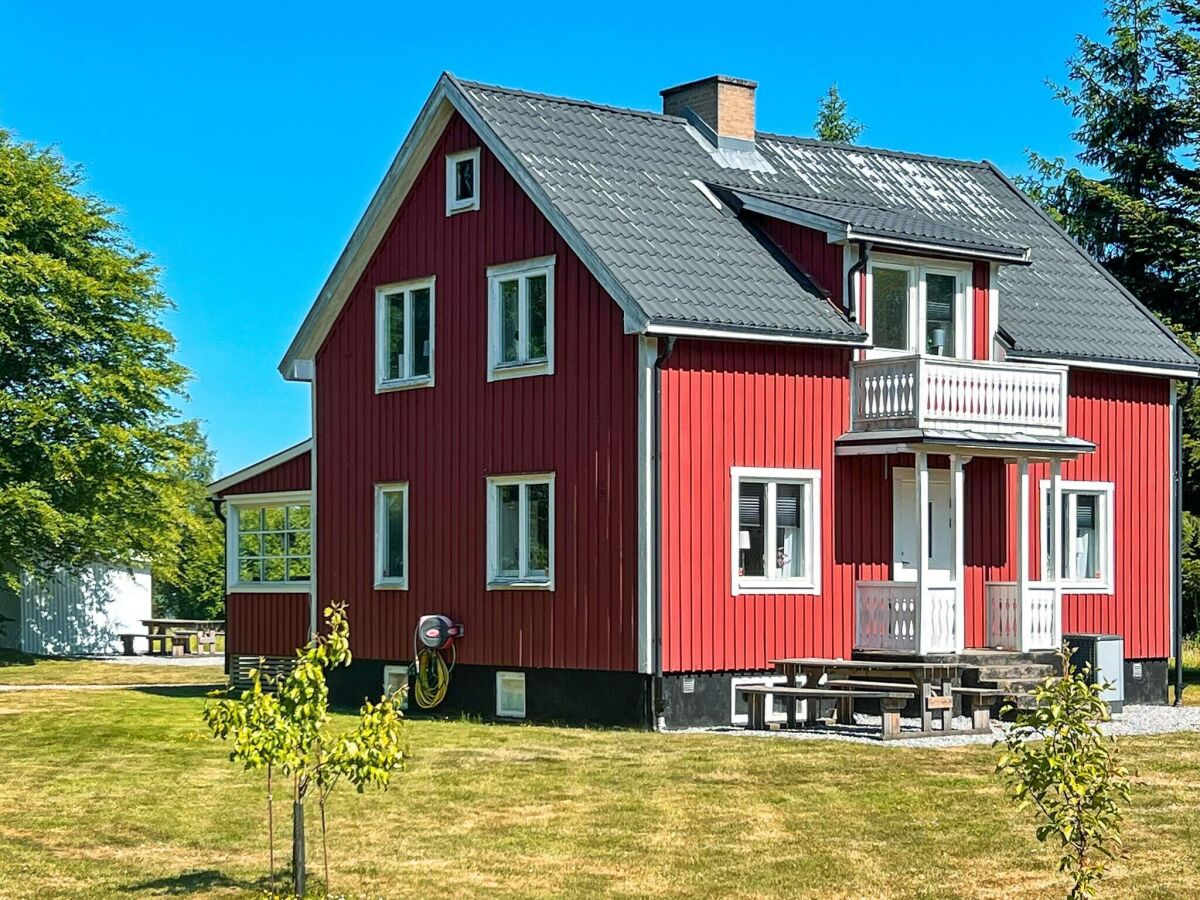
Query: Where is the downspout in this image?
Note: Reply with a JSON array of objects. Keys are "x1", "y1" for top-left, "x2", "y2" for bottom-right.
[
  {"x1": 651, "y1": 335, "x2": 677, "y2": 729},
  {"x1": 846, "y1": 240, "x2": 871, "y2": 321},
  {"x1": 1174, "y1": 384, "x2": 1184, "y2": 706}
]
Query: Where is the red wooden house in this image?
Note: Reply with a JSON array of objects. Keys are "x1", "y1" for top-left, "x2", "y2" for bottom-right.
[{"x1": 211, "y1": 73, "x2": 1196, "y2": 726}]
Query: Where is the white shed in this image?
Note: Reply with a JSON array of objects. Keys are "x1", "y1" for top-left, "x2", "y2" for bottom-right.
[{"x1": 0, "y1": 563, "x2": 152, "y2": 656}]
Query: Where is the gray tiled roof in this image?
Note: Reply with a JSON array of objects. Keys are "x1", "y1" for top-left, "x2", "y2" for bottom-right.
[
  {"x1": 730, "y1": 190, "x2": 1030, "y2": 259},
  {"x1": 459, "y1": 79, "x2": 1197, "y2": 370}
]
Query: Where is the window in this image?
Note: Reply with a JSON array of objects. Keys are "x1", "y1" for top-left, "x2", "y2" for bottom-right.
[
  {"x1": 1040, "y1": 480, "x2": 1115, "y2": 592},
  {"x1": 375, "y1": 278, "x2": 434, "y2": 391},
  {"x1": 730, "y1": 676, "x2": 791, "y2": 725},
  {"x1": 486, "y1": 474, "x2": 554, "y2": 589},
  {"x1": 383, "y1": 664, "x2": 410, "y2": 710},
  {"x1": 868, "y1": 258, "x2": 969, "y2": 357},
  {"x1": 445, "y1": 147, "x2": 480, "y2": 214},
  {"x1": 496, "y1": 671, "x2": 527, "y2": 718},
  {"x1": 487, "y1": 257, "x2": 555, "y2": 380},
  {"x1": 228, "y1": 494, "x2": 312, "y2": 590},
  {"x1": 374, "y1": 484, "x2": 409, "y2": 588},
  {"x1": 731, "y1": 467, "x2": 821, "y2": 595}
]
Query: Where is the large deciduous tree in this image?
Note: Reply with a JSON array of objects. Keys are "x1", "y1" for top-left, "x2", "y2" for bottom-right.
[
  {"x1": 1023, "y1": 0, "x2": 1200, "y2": 637},
  {"x1": 0, "y1": 130, "x2": 203, "y2": 582},
  {"x1": 152, "y1": 421, "x2": 225, "y2": 619}
]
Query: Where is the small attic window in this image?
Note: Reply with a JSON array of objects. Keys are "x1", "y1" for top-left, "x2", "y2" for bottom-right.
[{"x1": 446, "y1": 148, "x2": 480, "y2": 214}]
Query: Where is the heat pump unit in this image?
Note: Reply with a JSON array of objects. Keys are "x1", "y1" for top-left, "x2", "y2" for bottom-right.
[{"x1": 1064, "y1": 633, "x2": 1124, "y2": 713}]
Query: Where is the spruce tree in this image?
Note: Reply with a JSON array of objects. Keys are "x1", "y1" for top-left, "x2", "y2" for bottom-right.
[{"x1": 814, "y1": 84, "x2": 865, "y2": 144}]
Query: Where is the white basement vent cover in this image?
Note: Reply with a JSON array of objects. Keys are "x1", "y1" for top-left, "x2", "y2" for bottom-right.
[{"x1": 496, "y1": 671, "x2": 526, "y2": 718}]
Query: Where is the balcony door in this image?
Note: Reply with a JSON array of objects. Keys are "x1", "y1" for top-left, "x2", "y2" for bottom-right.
[
  {"x1": 892, "y1": 467, "x2": 953, "y2": 584},
  {"x1": 867, "y1": 257, "x2": 970, "y2": 359}
]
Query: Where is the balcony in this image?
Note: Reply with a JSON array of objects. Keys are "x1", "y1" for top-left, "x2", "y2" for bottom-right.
[{"x1": 849, "y1": 354, "x2": 1067, "y2": 437}]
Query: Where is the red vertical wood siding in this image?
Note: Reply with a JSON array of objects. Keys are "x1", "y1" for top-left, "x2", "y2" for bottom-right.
[
  {"x1": 659, "y1": 340, "x2": 855, "y2": 672},
  {"x1": 220, "y1": 450, "x2": 313, "y2": 658},
  {"x1": 972, "y1": 262, "x2": 990, "y2": 360},
  {"x1": 661, "y1": 342, "x2": 1173, "y2": 671},
  {"x1": 218, "y1": 451, "x2": 311, "y2": 496},
  {"x1": 959, "y1": 372, "x2": 1170, "y2": 657},
  {"x1": 227, "y1": 594, "x2": 309, "y2": 657},
  {"x1": 314, "y1": 113, "x2": 639, "y2": 670},
  {"x1": 753, "y1": 215, "x2": 844, "y2": 308}
]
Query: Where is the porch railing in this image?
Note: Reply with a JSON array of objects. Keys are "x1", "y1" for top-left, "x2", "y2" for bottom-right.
[
  {"x1": 854, "y1": 581, "x2": 958, "y2": 655},
  {"x1": 985, "y1": 582, "x2": 1061, "y2": 652},
  {"x1": 850, "y1": 355, "x2": 1067, "y2": 437}
]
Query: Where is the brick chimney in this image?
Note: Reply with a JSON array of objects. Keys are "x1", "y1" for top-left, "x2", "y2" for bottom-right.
[{"x1": 661, "y1": 75, "x2": 757, "y2": 142}]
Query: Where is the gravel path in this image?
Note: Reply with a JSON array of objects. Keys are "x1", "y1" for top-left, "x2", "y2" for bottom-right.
[
  {"x1": 0, "y1": 681, "x2": 225, "y2": 692},
  {"x1": 674, "y1": 704, "x2": 1200, "y2": 749},
  {"x1": 95, "y1": 654, "x2": 224, "y2": 668}
]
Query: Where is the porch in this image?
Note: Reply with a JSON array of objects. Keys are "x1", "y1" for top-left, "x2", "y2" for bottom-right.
[{"x1": 840, "y1": 353, "x2": 1095, "y2": 656}]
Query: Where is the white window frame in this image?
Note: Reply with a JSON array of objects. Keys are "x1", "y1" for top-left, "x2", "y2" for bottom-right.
[
  {"x1": 730, "y1": 675, "x2": 791, "y2": 725},
  {"x1": 374, "y1": 483, "x2": 409, "y2": 589},
  {"x1": 225, "y1": 490, "x2": 312, "y2": 593},
  {"x1": 445, "y1": 147, "x2": 480, "y2": 214},
  {"x1": 496, "y1": 670, "x2": 527, "y2": 718},
  {"x1": 486, "y1": 256, "x2": 556, "y2": 381},
  {"x1": 375, "y1": 277, "x2": 435, "y2": 392},
  {"x1": 1039, "y1": 479, "x2": 1115, "y2": 594},
  {"x1": 730, "y1": 467, "x2": 821, "y2": 596},
  {"x1": 382, "y1": 664, "x2": 410, "y2": 710},
  {"x1": 486, "y1": 473, "x2": 555, "y2": 590},
  {"x1": 866, "y1": 253, "x2": 972, "y2": 359}
]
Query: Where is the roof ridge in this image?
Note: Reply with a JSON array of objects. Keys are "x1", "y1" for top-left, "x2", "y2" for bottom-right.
[
  {"x1": 456, "y1": 77, "x2": 688, "y2": 126},
  {"x1": 756, "y1": 132, "x2": 989, "y2": 170},
  {"x1": 457, "y1": 77, "x2": 992, "y2": 171}
]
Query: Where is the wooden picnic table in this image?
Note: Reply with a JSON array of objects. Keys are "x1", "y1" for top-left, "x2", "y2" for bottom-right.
[
  {"x1": 769, "y1": 657, "x2": 966, "y2": 737},
  {"x1": 141, "y1": 619, "x2": 225, "y2": 656}
]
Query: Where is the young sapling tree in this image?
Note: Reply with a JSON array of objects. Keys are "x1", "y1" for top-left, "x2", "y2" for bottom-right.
[
  {"x1": 995, "y1": 647, "x2": 1131, "y2": 900},
  {"x1": 204, "y1": 604, "x2": 409, "y2": 896}
]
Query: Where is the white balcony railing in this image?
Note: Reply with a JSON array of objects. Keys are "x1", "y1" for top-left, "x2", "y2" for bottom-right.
[
  {"x1": 850, "y1": 355, "x2": 1068, "y2": 437},
  {"x1": 854, "y1": 581, "x2": 958, "y2": 655},
  {"x1": 985, "y1": 582, "x2": 1061, "y2": 652}
]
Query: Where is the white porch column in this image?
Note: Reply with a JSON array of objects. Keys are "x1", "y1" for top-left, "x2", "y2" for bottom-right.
[
  {"x1": 916, "y1": 451, "x2": 931, "y2": 655},
  {"x1": 951, "y1": 454, "x2": 966, "y2": 652},
  {"x1": 1016, "y1": 456, "x2": 1031, "y2": 653},
  {"x1": 1050, "y1": 457, "x2": 1064, "y2": 649}
]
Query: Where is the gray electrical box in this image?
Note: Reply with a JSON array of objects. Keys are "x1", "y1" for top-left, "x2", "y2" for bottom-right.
[{"x1": 1064, "y1": 634, "x2": 1125, "y2": 713}]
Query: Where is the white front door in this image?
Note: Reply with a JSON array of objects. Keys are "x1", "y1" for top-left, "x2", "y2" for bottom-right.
[{"x1": 893, "y1": 468, "x2": 953, "y2": 584}]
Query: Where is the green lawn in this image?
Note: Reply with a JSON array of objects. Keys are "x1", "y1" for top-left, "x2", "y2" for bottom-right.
[
  {"x1": 1, "y1": 684, "x2": 1200, "y2": 898},
  {"x1": 0, "y1": 650, "x2": 224, "y2": 686}
]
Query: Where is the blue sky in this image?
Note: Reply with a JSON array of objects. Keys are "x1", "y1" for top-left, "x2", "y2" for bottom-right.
[{"x1": 0, "y1": 1, "x2": 1106, "y2": 477}]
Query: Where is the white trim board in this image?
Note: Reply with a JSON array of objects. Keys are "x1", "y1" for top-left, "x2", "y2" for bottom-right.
[{"x1": 209, "y1": 440, "x2": 312, "y2": 496}]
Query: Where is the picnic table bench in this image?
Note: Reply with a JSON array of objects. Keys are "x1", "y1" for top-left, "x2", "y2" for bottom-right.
[
  {"x1": 762, "y1": 657, "x2": 977, "y2": 738},
  {"x1": 118, "y1": 633, "x2": 189, "y2": 657},
  {"x1": 951, "y1": 686, "x2": 1031, "y2": 732},
  {"x1": 739, "y1": 684, "x2": 919, "y2": 739}
]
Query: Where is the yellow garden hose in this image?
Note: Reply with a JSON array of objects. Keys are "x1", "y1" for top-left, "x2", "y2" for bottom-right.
[{"x1": 411, "y1": 642, "x2": 455, "y2": 709}]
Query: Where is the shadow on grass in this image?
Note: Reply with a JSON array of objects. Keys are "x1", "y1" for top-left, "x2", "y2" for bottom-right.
[
  {"x1": 0, "y1": 649, "x2": 37, "y2": 669},
  {"x1": 121, "y1": 868, "x2": 277, "y2": 895}
]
